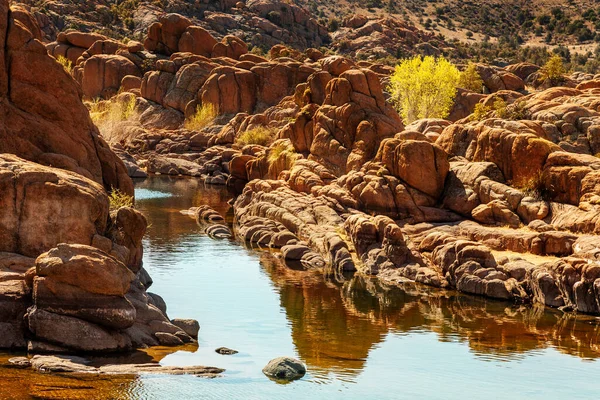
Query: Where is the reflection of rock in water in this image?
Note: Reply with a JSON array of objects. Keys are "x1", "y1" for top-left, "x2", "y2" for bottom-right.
[
  {"x1": 135, "y1": 176, "x2": 235, "y2": 246},
  {"x1": 260, "y1": 254, "x2": 600, "y2": 379},
  {"x1": 0, "y1": 352, "x2": 137, "y2": 399},
  {"x1": 0, "y1": 344, "x2": 200, "y2": 399},
  {"x1": 262, "y1": 255, "x2": 388, "y2": 379}
]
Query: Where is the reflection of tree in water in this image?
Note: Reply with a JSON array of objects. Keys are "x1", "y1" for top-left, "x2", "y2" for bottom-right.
[{"x1": 261, "y1": 253, "x2": 600, "y2": 379}]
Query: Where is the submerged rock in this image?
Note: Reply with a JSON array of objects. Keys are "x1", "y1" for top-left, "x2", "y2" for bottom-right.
[
  {"x1": 8, "y1": 355, "x2": 224, "y2": 377},
  {"x1": 262, "y1": 357, "x2": 306, "y2": 381}
]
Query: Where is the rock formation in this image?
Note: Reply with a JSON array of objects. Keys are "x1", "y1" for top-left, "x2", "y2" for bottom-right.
[
  {"x1": 0, "y1": 3, "x2": 198, "y2": 353},
  {"x1": 0, "y1": 5, "x2": 131, "y2": 194},
  {"x1": 9, "y1": 0, "x2": 600, "y2": 322}
]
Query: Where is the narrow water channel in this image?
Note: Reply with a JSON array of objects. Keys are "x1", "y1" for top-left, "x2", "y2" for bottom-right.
[
  {"x1": 132, "y1": 176, "x2": 600, "y2": 399},
  {"x1": 1, "y1": 175, "x2": 600, "y2": 399}
]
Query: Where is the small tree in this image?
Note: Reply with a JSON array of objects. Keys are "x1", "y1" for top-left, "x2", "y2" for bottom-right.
[
  {"x1": 540, "y1": 54, "x2": 566, "y2": 83},
  {"x1": 388, "y1": 56, "x2": 460, "y2": 123},
  {"x1": 458, "y1": 63, "x2": 483, "y2": 92}
]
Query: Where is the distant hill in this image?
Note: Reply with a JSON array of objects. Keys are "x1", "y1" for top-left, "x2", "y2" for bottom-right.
[{"x1": 15, "y1": 0, "x2": 600, "y2": 70}]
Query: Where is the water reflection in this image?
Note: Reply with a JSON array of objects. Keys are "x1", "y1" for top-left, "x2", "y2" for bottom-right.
[
  {"x1": 4, "y1": 175, "x2": 599, "y2": 399},
  {"x1": 260, "y1": 254, "x2": 600, "y2": 378},
  {"x1": 137, "y1": 176, "x2": 600, "y2": 376},
  {"x1": 134, "y1": 176, "x2": 234, "y2": 246}
]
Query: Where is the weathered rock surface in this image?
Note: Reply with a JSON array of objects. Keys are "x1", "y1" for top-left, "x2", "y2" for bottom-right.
[
  {"x1": 0, "y1": 155, "x2": 109, "y2": 258},
  {"x1": 9, "y1": 355, "x2": 223, "y2": 377},
  {"x1": 0, "y1": 6, "x2": 132, "y2": 194},
  {"x1": 263, "y1": 357, "x2": 306, "y2": 381}
]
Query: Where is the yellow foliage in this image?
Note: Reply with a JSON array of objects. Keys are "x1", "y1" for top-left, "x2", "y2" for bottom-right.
[
  {"x1": 540, "y1": 54, "x2": 566, "y2": 83},
  {"x1": 388, "y1": 56, "x2": 460, "y2": 123},
  {"x1": 108, "y1": 189, "x2": 134, "y2": 212},
  {"x1": 493, "y1": 97, "x2": 509, "y2": 119},
  {"x1": 470, "y1": 102, "x2": 492, "y2": 121},
  {"x1": 185, "y1": 103, "x2": 217, "y2": 131},
  {"x1": 56, "y1": 55, "x2": 73, "y2": 74},
  {"x1": 458, "y1": 63, "x2": 483, "y2": 93},
  {"x1": 236, "y1": 127, "x2": 276, "y2": 147}
]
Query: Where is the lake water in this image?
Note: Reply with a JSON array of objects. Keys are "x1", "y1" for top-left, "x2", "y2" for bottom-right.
[{"x1": 1, "y1": 175, "x2": 600, "y2": 399}]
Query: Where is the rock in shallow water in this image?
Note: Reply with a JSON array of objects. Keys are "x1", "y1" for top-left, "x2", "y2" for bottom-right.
[
  {"x1": 215, "y1": 347, "x2": 238, "y2": 355},
  {"x1": 171, "y1": 319, "x2": 200, "y2": 338},
  {"x1": 262, "y1": 357, "x2": 306, "y2": 381},
  {"x1": 8, "y1": 355, "x2": 224, "y2": 377}
]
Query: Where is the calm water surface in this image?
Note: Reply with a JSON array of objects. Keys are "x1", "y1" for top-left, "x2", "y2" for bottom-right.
[{"x1": 2, "y1": 175, "x2": 600, "y2": 399}]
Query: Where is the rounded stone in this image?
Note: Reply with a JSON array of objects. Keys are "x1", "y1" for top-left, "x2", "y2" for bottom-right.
[{"x1": 262, "y1": 357, "x2": 306, "y2": 382}]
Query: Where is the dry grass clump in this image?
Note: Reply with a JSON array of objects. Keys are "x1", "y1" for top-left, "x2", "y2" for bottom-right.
[
  {"x1": 185, "y1": 103, "x2": 217, "y2": 131},
  {"x1": 56, "y1": 55, "x2": 73, "y2": 74},
  {"x1": 87, "y1": 95, "x2": 138, "y2": 141},
  {"x1": 267, "y1": 141, "x2": 299, "y2": 170},
  {"x1": 108, "y1": 189, "x2": 134, "y2": 212},
  {"x1": 517, "y1": 172, "x2": 546, "y2": 201},
  {"x1": 236, "y1": 127, "x2": 276, "y2": 147}
]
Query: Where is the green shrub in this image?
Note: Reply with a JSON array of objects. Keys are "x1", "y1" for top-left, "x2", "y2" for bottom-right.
[{"x1": 493, "y1": 98, "x2": 527, "y2": 120}]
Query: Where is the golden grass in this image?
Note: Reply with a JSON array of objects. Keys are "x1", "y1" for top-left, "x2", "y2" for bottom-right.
[
  {"x1": 56, "y1": 55, "x2": 73, "y2": 74},
  {"x1": 87, "y1": 95, "x2": 138, "y2": 142},
  {"x1": 185, "y1": 103, "x2": 217, "y2": 131},
  {"x1": 236, "y1": 126, "x2": 276, "y2": 147},
  {"x1": 108, "y1": 189, "x2": 134, "y2": 212}
]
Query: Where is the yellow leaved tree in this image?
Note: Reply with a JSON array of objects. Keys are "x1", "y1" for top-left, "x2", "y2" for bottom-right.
[{"x1": 388, "y1": 56, "x2": 460, "y2": 123}]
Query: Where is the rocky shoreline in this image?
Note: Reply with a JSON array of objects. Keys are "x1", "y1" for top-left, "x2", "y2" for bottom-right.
[
  {"x1": 65, "y1": 11, "x2": 600, "y2": 315},
  {"x1": 0, "y1": 1, "x2": 204, "y2": 358},
  {"x1": 1, "y1": 0, "x2": 600, "y2": 372}
]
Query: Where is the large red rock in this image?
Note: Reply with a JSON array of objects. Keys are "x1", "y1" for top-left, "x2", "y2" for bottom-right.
[
  {"x1": 376, "y1": 134, "x2": 450, "y2": 199},
  {"x1": 76, "y1": 54, "x2": 141, "y2": 99},
  {"x1": 0, "y1": 155, "x2": 109, "y2": 258},
  {"x1": 0, "y1": 7, "x2": 133, "y2": 194}
]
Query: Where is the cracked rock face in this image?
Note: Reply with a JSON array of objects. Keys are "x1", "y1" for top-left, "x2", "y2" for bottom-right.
[
  {"x1": 0, "y1": 3, "x2": 132, "y2": 195},
  {"x1": 0, "y1": 3, "x2": 199, "y2": 353}
]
